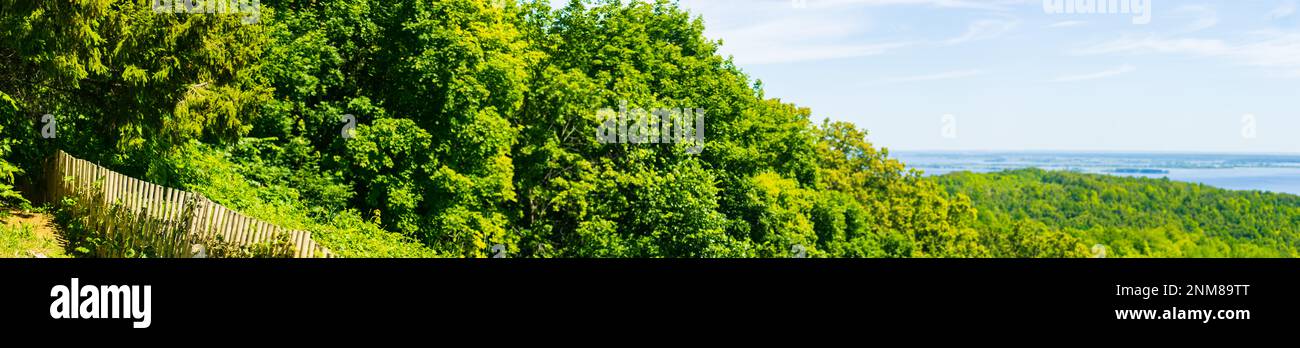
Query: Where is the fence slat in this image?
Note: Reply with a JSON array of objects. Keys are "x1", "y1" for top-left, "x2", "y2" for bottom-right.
[
  {"x1": 123, "y1": 176, "x2": 134, "y2": 213},
  {"x1": 210, "y1": 205, "x2": 221, "y2": 240},
  {"x1": 237, "y1": 214, "x2": 250, "y2": 245},
  {"x1": 248, "y1": 216, "x2": 257, "y2": 245},
  {"x1": 291, "y1": 230, "x2": 304, "y2": 258},
  {"x1": 107, "y1": 171, "x2": 116, "y2": 206},
  {"x1": 218, "y1": 206, "x2": 230, "y2": 241},
  {"x1": 161, "y1": 188, "x2": 170, "y2": 222},
  {"x1": 232, "y1": 211, "x2": 242, "y2": 243},
  {"x1": 72, "y1": 158, "x2": 80, "y2": 193},
  {"x1": 196, "y1": 197, "x2": 210, "y2": 237},
  {"x1": 300, "y1": 231, "x2": 311, "y2": 258},
  {"x1": 161, "y1": 187, "x2": 172, "y2": 223},
  {"x1": 227, "y1": 209, "x2": 239, "y2": 243},
  {"x1": 244, "y1": 215, "x2": 254, "y2": 245},
  {"x1": 305, "y1": 235, "x2": 316, "y2": 258},
  {"x1": 171, "y1": 188, "x2": 182, "y2": 223},
  {"x1": 136, "y1": 178, "x2": 146, "y2": 215},
  {"x1": 258, "y1": 220, "x2": 271, "y2": 244},
  {"x1": 224, "y1": 211, "x2": 237, "y2": 243},
  {"x1": 240, "y1": 214, "x2": 249, "y2": 244},
  {"x1": 91, "y1": 161, "x2": 99, "y2": 198},
  {"x1": 188, "y1": 196, "x2": 200, "y2": 236},
  {"x1": 62, "y1": 153, "x2": 71, "y2": 198},
  {"x1": 140, "y1": 181, "x2": 151, "y2": 218},
  {"x1": 142, "y1": 181, "x2": 153, "y2": 218},
  {"x1": 155, "y1": 184, "x2": 165, "y2": 220},
  {"x1": 80, "y1": 159, "x2": 87, "y2": 192},
  {"x1": 204, "y1": 197, "x2": 215, "y2": 237},
  {"x1": 247, "y1": 217, "x2": 257, "y2": 245},
  {"x1": 299, "y1": 231, "x2": 310, "y2": 258},
  {"x1": 149, "y1": 183, "x2": 161, "y2": 220},
  {"x1": 103, "y1": 170, "x2": 113, "y2": 205},
  {"x1": 78, "y1": 159, "x2": 86, "y2": 193},
  {"x1": 134, "y1": 177, "x2": 144, "y2": 216},
  {"x1": 218, "y1": 207, "x2": 231, "y2": 241},
  {"x1": 168, "y1": 188, "x2": 178, "y2": 223}
]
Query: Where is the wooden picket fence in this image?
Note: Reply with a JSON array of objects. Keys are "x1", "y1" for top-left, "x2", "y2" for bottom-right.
[{"x1": 47, "y1": 151, "x2": 334, "y2": 258}]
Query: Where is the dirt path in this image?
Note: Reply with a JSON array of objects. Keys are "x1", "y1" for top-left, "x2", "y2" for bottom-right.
[{"x1": 1, "y1": 209, "x2": 66, "y2": 258}]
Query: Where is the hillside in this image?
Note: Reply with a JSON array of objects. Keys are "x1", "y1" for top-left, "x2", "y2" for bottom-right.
[
  {"x1": 2, "y1": 1, "x2": 1296, "y2": 258},
  {"x1": 932, "y1": 169, "x2": 1300, "y2": 257}
]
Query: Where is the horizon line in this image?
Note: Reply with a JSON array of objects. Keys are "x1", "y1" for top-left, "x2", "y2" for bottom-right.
[{"x1": 888, "y1": 148, "x2": 1300, "y2": 156}]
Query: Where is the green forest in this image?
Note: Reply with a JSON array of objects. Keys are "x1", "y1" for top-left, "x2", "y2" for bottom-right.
[
  {"x1": 2, "y1": 0, "x2": 1297, "y2": 258},
  {"x1": 933, "y1": 169, "x2": 1300, "y2": 258}
]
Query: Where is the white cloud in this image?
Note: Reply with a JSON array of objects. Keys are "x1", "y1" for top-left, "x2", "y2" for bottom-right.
[
  {"x1": 1075, "y1": 32, "x2": 1300, "y2": 77},
  {"x1": 1271, "y1": 1, "x2": 1297, "y2": 20},
  {"x1": 1047, "y1": 20, "x2": 1087, "y2": 28},
  {"x1": 808, "y1": 0, "x2": 1029, "y2": 10},
  {"x1": 713, "y1": 14, "x2": 864, "y2": 43},
  {"x1": 676, "y1": 0, "x2": 1027, "y2": 65},
  {"x1": 946, "y1": 20, "x2": 1017, "y2": 44},
  {"x1": 1176, "y1": 5, "x2": 1219, "y2": 32},
  {"x1": 883, "y1": 69, "x2": 987, "y2": 83},
  {"x1": 1075, "y1": 37, "x2": 1228, "y2": 56},
  {"x1": 727, "y1": 42, "x2": 914, "y2": 65},
  {"x1": 715, "y1": 16, "x2": 1015, "y2": 64},
  {"x1": 1054, "y1": 65, "x2": 1136, "y2": 82},
  {"x1": 708, "y1": 14, "x2": 916, "y2": 65}
]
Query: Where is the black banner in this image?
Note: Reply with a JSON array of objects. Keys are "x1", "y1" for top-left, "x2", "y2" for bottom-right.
[{"x1": 1, "y1": 259, "x2": 1296, "y2": 336}]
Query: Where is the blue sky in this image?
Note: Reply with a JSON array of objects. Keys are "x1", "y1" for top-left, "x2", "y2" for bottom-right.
[{"x1": 643, "y1": 0, "x2": 1300, "y2": 154}]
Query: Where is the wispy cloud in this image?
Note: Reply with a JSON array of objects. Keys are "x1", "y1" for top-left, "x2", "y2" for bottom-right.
[
  {"x1": 708, "y1": 13, "x2": 915, "y2": 65},
  {"x1": 883, "y1": 69, "x2": 987, "y2": 83},
  {"x1": 1271, "y1": 1, "x2": 1297, "y2": 20},
  {"x1": 728, "y1": 42, "x2": 914, "y2": 65},
  {"x1": 1075, "y1": 37, "x2": 1228, "y2": 56},
  {"x1": 803, "y1": 0, "x2": 1028, "y2": 11},
  {"x1": 1176, "y1": 5, "x2": 1220, "y2": 32},
  {"x1": 1047, "y1": 20, "x2": 1087, "y2": 28},
  {"x1": 700, "y1": 0, "x2": 1023, "y2": 65},
  {"x1": 946, "y1": 19, "x2": 1017, "y2": 44},
  {"x1": 1074, "y1": 32, "x2": 1300, "y2": 77},
  {"x1": 1054, "y1": 65, "x2": 1136, "y2": 82}
]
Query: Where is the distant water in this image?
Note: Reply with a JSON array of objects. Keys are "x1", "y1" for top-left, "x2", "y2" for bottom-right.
[{"x1": 893, "y1": 152, "x2": 1300, "y2": 196}]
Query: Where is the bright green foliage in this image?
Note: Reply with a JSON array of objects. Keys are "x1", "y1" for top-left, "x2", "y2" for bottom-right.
[
  {"x1": 338, "y1": 118, "x2": 435, "y2": 237},
  {"x1": 0, "y1": 0, "x2": 271, "y2": 176},
  {"x1": 807, "y1": 120, "x2": 987, "y2": 257},
  {"x1": 154, "y1": 141, "x2": 436, "y2": 257},
  {"x1": 934, "y1": 169, "x2": 1300, "y2": 257},
  {"x1": 0, "y1": 92, "x2": 26, "y2": 207},
  {"x1": 501, "y1": 1, "x2": 980, "y2": 258},
  {"x1": 0, "y1": 145, "x2": 21, "y2": 207},
  {"x1": 241, "y1": 0, "x2": 989, "y2": 257}
]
